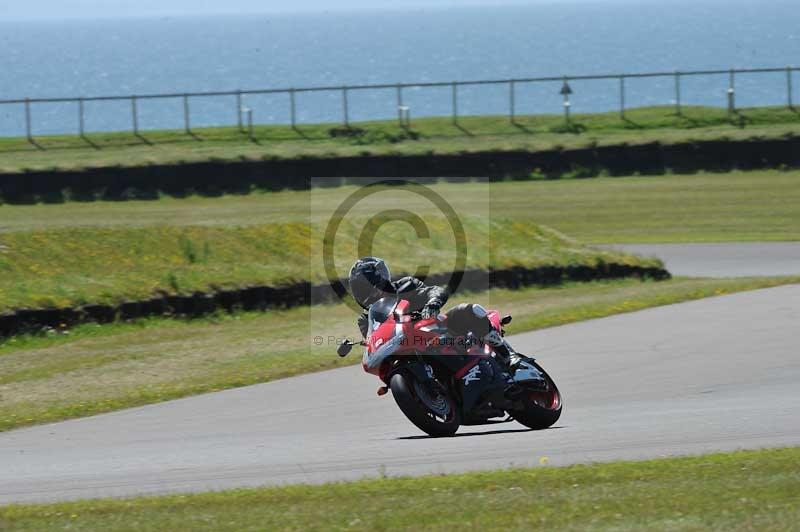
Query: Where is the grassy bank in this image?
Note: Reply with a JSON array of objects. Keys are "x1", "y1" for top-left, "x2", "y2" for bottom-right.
[
  {"x1": 2, "y1": 447, "x2": 798, "y2": 531},
  {"x1": 0, "y1": 218, "x2": 655, "y2": 312},
  {"x1": 2, "y1": 170, "x2": 798, "y2": 239},
  {"x1": 1, "y1": 105, "x2": 798, "y2": 173},
  {"x1": 3, "y1": 168, "x2": 799, "y2": 311},
  {"x1": 1, "y1": 276, "x2": 797, "y2": 432}
]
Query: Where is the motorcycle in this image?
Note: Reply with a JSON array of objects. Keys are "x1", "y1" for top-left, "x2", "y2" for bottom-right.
[{"x1": 336, "y1": 296, "x2": 562, "y2": 437}]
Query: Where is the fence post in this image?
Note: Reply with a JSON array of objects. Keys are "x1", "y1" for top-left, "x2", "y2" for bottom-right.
[
  {"x1": 342, "y1": 86, "x2": 350, "y2": 127},
  {"x1": 451, "y1": 82, "x2": 458, "y2": 125},
  {"x1": 560, "y1": 77, "x2": 572, "y2": 124},
  {"x1": 131, "y1": 96, "x2": 139, "y2": 136},
  {"x1": 78, "y1": 98, "x2": 85, "y2": 137},
  {"x1": 787, "y1": 66, "x2": 794, "y2": 109},
  {"x1": 619, "y1": 76, "x2": 626, "y2": 119},
  {"x1": 509, "y1": 80, "x2": 516, "y2": 123},
  {"x1": 24, "y1": 98, "x2": 32, "y2": 141},
  {"x1": 290, "y1": 89, "x2": 297, "y2": 129},
  {"x1": 727, "y1": 69, "x2": 736, "y2": 117},
  {"x1": 248, "y1": 109, "x2": 254, "y2": 141},
  {"x1": 183, "y1": 94, "x2": 191, "y2": 134},
  {"x1": 236, "y1": 90, "x2": 243, "y2": 132},
  {"x1": 674, "y1": 71, "x2": 682, "y2": 115},
  {"x1": 396, "y1": 84, "x2": 403, "y2": 126}
]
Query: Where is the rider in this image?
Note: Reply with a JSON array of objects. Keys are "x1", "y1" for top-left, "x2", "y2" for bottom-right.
[{"x1": 349, "y1": 257, "x2": 516, "y2": 363}]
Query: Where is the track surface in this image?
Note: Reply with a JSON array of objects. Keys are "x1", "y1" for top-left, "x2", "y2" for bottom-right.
[
  {"x1": 608, "y1": 242, "x2": 800, "y2": 277},
  {"x1": 1, "y1": 284, "x2": 799, "y2": 504}
]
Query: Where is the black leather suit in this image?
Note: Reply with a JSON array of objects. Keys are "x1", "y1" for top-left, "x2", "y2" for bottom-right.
[{"x1": 357, "y1": 277, "x2": 492, "y2": 340}]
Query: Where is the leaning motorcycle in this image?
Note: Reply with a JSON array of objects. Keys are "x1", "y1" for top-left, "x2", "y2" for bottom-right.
[{"x1": 337, "y1": 296, "x2": 562, "y2": 437}]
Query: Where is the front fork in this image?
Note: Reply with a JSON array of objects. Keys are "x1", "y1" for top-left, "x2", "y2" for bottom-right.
[{"x1": 379, "y1": 358, "x2": 443, "y2": 398}]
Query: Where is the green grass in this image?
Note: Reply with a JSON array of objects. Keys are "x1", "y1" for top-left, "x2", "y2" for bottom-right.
[
  {"x1": 2, "y1": 447, "x2": 798, "y2": 531},
  {"x1": 2, "y1": 170, "x2": 796, "y2": 240},
  {"x1": 0, "y1": 218, "x2": 655, "y2": 311},
  {"x1": 1, "y1": 105, "x2": 798, "y2": 173},
  {"x1": 2, "y1": 169, "x2": 798, "y2": 311},
  {"x1": 0, "y1": 276, "x2": 796, "y2": 432},
  {"x1": 488, "y1": 170, "x2": 800, "y2": 243}
]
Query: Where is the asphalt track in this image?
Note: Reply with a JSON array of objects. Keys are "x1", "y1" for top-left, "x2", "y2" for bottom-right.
[
  {"x1": 608, "y1": 242, "x2": 800, "y2": 278},
  {"x1": 1, "y1": 283, "x2": 799, "y2": 504}
]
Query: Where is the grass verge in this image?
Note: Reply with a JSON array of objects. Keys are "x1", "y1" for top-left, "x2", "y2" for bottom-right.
[
  {"x1": 2, "y1": 447, "x2": 798, "y2": 531},
  {"x1": 3, "y1": 167, "x2": 800, "y2": 311},
  {"x1": 2, "y1": 170, "x2": 797, "y2": 240},
  {"x1": 1, "y1": 105, "x2": 799, "y2": 173},
  {"x1": 0, "y1": 276, "x2": 796, "y2": 432},
  {"x1": 0, "y1": 218, "x2": 657, "y2": 312}
]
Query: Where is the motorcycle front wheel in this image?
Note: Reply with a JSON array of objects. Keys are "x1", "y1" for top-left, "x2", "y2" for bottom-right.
[
  {"x1": 509, "y1": 360, "x2": 563, "y2": 430},
  {"x1": 390, "y1": 372, "x2": 460, "y2": 437}
]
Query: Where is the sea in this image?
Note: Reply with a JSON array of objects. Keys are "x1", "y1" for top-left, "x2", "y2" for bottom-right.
[{"x1": 1, "y1": 0, "x2": 798, "y2": 137}]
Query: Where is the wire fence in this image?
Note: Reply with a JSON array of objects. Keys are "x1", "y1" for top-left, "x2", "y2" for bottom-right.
[{"x1": 2, "y1": 65, "x2": 797, "y2": 140}]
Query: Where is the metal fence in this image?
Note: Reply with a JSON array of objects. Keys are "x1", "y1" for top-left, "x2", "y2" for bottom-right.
[{"x1": 1, "y1": 65, "x2": 797, "y2": 140}]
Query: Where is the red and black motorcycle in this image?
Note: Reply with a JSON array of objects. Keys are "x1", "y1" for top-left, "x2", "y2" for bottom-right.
[{"x1": 337, "y1": 296, "x2": 562, "y2": 437}]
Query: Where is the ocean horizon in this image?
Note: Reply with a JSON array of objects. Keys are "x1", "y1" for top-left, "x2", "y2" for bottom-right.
[{"x1": 1, "y1": 0, "x2": 798, "y2": 136}]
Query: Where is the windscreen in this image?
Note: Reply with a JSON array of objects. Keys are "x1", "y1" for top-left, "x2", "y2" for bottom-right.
[
  {"x1": 367, "y1": 296, "x2": 398, "y2": 335},
  {"x1": 363, "y1": 296, "x2": 403, "y2": 371}
]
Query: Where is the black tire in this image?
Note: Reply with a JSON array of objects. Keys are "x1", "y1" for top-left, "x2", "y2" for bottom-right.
[
  {"x1": 390, "y1": 372, "x2": 460, "y2": 437},
  {"x1": 510, "y1": 361, "x2": 563, "y2": 430}
]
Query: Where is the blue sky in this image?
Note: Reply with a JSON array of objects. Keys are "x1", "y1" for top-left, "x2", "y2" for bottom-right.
[{"x1": 2, "y1": 0, "x2": 617, "y2": 20}]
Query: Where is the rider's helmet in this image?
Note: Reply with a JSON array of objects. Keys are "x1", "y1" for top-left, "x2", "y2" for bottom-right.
[{"x1": 349, "y1": 257, "x2": 393, "y2": 309}]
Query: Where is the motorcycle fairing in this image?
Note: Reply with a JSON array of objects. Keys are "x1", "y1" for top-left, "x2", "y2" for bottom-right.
[
  {"x1": 385, "y1": 360, "x2": 435, "y2": 387},
  {"x1": 364, "y1": 321, "x2": 404, "y2": 371},
  {"x1": 486, "y1": 310, "x2": 502, "y2": 332},
  {"x1": 416, "y1": 319, "x2": 450, "y2": 335},
  {"x1": 363, "y1": 296, "x2": 403, "y2": 372},
  {"x1": 456, "y1": 356, "x2": 509, "y2": 415},
  {"x1": 361, "y1": 296, "x2": 523, "y2": 418}
]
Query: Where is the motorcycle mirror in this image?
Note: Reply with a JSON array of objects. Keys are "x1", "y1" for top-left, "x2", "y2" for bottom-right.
[
  {"x1": 501, "y1": 315, "x2": 513, "y2": 326},
  {"x1": 337, "y1": 341, "x2": 354, "y2": 358}
]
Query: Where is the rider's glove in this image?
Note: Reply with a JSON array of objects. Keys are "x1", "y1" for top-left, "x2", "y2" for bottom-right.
[{"x1": 421, "y1": 304, "x2": 441, "y2": 319}]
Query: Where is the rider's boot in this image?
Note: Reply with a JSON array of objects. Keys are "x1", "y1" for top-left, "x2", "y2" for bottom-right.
[
  {"x1": 455, "y1": 304, "x2": 519, "y2": 369},
  {"x1": 482, "y1": 330, "x2": 547, "y2": 393}
]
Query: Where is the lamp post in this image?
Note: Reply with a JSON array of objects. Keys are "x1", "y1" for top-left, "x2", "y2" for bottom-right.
[
  {"x1": 509, "y1": 80, "x2": 516, "y2": 123},
  {"x1": 560, "y1": 79, "x2": 573, "y2": 124},
  {"x1": 290, "y1": 89, "x2": 297, "y2": 130},
  {"x1": 24, "y1": 98, "x2": 32, "y2": 141},
  {"x1": 727, "y1": 88, "x2": 736, "y2": 117},
  {"x1": 342, "y1": 86, "x2": 350, "y2": 128},
  {"x1": 78, "y1": 98, "x2": 85, "y2": 138},
  {"x1": 236, "y1": 90, "x2": 243, "y2": 132},
  {"x1": 727, "y1": 69, "x2": 736, "y2": 117},
  {"x1": 183, "y1": 94, "x2": 191, "y2": 134},
  {"x1": 131, "y1": 96, "x2": 139, "y2": 136}
]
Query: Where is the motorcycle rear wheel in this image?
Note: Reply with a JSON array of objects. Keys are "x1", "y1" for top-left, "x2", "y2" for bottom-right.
[
  {"x1": 509, "y1": 360, "x2": 563, "y2": 430},
  {"x1": 390, "y1": 372, "x2": 460, "y2": 437}
]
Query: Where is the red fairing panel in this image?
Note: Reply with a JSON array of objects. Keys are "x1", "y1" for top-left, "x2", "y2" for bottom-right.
[
  {"x1": 363, "y1": 318, "x2": 405, "y2": 377},
  {"x1": 487, "y1": 310, "x2": 502, "y2": 331}
]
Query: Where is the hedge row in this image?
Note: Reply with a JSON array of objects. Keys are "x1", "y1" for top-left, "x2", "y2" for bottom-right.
[
  {"x1": 0, "y1": 262, "x2": 669, "y2": 338},
  {"x1": 1, "y1": 136, "x2": 799, "y2": 203}
]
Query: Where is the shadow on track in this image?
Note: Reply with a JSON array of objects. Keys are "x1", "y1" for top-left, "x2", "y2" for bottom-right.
[{"x1": 396, "y1": 426, "x2": 565, "y2": 440}]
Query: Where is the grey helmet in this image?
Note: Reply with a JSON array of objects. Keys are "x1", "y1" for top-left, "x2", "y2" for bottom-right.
[{"x1": 349, "y1": 257, "x2": 393, "y2": 309}]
